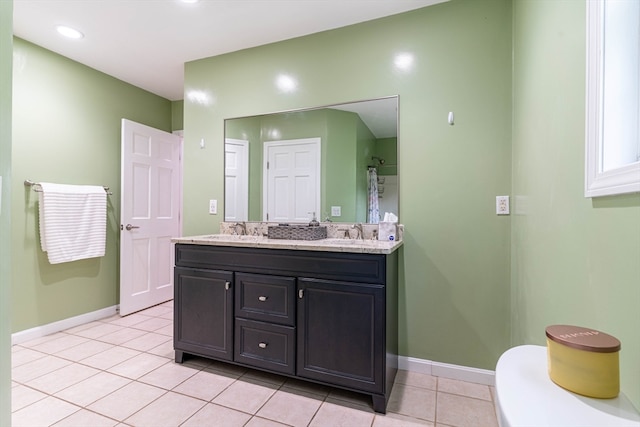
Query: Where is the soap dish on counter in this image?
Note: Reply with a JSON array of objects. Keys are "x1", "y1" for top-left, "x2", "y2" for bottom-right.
[{"x1": 267, "y1": 224, "x2": 327, "y2": 240}]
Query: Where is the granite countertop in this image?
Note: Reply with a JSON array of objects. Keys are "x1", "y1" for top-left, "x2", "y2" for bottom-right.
[{"x1": 172, "y1": 234, "x2": 403, "y2": 254}]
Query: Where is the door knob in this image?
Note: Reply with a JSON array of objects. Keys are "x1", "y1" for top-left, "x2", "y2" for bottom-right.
[{"x1": 125, "y1": 224, "x2": 140, "y2": 231}]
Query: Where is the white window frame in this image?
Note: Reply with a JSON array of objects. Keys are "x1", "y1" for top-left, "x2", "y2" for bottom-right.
[{"x1": 585, "y1": 0, "x2": 640, "y2": 197}]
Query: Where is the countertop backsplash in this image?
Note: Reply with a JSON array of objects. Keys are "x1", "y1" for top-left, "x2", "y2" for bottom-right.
[{"x1": 219, "y1": 221, "x2": 403, "y2": 242}]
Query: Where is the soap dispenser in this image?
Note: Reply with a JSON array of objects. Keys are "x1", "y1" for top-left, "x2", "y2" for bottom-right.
[{"x1": 308, "y1": 212, "x2": 320, "y2": 227}]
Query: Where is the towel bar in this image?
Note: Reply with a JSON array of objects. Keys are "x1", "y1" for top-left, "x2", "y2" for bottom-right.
[{"x1": 24, "y1": 179, "x2": 113, "y2": 195}]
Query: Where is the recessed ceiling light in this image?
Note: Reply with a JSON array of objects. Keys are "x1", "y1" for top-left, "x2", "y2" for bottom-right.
[
  {"x1": 276, "y1": 74, "x2": 298, "y2": 93},
  {"x1": 186, "y1": 89, "x2": 213, "y2": 106},
  {"x1": 394, "y1": 52, "x2": 414, "y2": 71},
  {"x1": 56, "y1": 25, "x2": 84, "y2": 39}
]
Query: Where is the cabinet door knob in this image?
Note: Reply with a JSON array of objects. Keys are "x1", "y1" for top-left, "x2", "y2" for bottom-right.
[
  {"x1": 225, "y1": 281, "x2": 230, "y2": 290},
  {"x1": 258, "y1": 342, "x2": 268, "y2": 349},
  {"x1": 298, "y1": 289, "x2": 304, "y2": 299},
  {"x1": 258, "y1": 296, "x2": 268, "y2": 302}
]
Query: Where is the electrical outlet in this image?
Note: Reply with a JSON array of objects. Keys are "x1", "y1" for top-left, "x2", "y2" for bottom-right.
[
  {"x1": 331, "y1": 206, "x2": 341, "y2": 217},
  {"x1": 209, "y1": 199, "x2": 217, "y2": 215},
  {"x1": 496, "y1": 195, "x2": 510, "y2": 215}
]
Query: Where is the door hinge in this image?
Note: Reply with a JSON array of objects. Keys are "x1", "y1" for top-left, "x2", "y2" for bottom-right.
[{"x1": 267, "y1": 161, "x2": 270, "y2": 170}]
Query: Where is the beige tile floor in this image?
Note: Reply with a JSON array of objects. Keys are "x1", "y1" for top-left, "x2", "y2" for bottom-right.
[{"x1": 11, "y1": 301, "x2": 499, "y2": 427}]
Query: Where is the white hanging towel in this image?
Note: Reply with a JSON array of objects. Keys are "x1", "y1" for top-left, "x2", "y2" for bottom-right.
[{"x1": 38, "y1": 182, "x2": 107, "y2": 264}]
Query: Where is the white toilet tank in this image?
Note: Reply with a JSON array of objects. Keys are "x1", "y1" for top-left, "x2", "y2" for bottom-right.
[{"x1": 495, "y1": 345, "x2": 640, "y2": 427}]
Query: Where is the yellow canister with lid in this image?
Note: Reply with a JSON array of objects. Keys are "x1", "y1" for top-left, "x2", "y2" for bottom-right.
[{"x1": 546, "y1": 325, "x2": 620, "y2": 399}]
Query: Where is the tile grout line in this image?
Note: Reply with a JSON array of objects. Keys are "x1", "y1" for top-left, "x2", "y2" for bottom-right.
[
  {"x1": 434, "y1": 376, "x2": 439, "y2": 426},
  {"x1": 12, "y1": 301, "x2": 497, "y2": 427}
]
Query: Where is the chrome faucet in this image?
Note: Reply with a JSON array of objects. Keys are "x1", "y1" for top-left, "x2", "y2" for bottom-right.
[
  {"x1": 351, "y1": 223, "x2": 364, "y2": 240},
  {"x1": 233, "y1": 222, "x2": 247, "y2": 236}
]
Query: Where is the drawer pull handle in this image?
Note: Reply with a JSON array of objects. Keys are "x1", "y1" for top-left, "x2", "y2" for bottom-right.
[
  {"x1": 225, "y1": 281, "x2": 230, "y2": 290},
  {"x1": 258, "y1": 342, "x2": 268, "y2": 349},
  {"x1": 298, "y1": 289, "x2": 304, "y2": 299},
  {"x1": 258, "y1": 296, "x2": 268, "y2": 302}
]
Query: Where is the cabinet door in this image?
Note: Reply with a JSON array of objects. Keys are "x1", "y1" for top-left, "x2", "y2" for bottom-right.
[
  {"x1": 297, "y1": 278, "x2": 384, "y2": 393},
  {"x1": 174, "y1": 267, "x2": 234, "y2": 361}
]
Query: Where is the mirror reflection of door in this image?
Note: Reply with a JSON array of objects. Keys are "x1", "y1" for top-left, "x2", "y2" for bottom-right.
[
  {"x1": 224, "y1": 97, "x2": 398, "y2": 223},
  {"x1": 263, "y1": 138, "x2": 320, "y2": 222},
  {"x1": 225, "y1": 138, "x2": 249, "y2": 221}
]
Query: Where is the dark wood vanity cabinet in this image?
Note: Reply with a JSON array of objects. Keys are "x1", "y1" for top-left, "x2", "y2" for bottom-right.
[{"x1": 173, "y1": 244, "x2": 398, "y2": 413}]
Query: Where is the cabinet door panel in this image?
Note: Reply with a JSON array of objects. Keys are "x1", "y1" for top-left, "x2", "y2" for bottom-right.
[
  {"x1": 174, "y1": 267, "x2": 233, "y2": 361},
  {"x1": 297, "y1": 278, "x2": 384, "y2": 393}
]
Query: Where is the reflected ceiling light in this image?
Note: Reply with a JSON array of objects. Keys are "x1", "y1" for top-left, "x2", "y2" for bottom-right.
[
  {"x1": 186, "y1": 89, "x2": 213, "y2": 106},
  {"x1": 276, "y1": 74, "x2": 298, "y2": 93},
  {"x1": 268, "y1": 129, "x2": 282, "y2": 139},
  {"x1": 179, "y1": 0, "x2": 199, "y2": 3},
  {"x1": 394, "y1": 52, "x2": 415, "y2": 71},
  {"x1": 56, "y1": 25, "x2": 84, "y2": 39}
]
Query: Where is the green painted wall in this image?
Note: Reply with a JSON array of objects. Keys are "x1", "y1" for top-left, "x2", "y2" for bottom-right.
[
  {"x1": 184, "y1": 0, "x2": 513, "y2": 370},
  {"x1": 512, "y1": 0, "x2": 640, "y2": 409},
  {"x1": 11, "y1": 38, "x2": 172, "y2": 332},
  {"x1": 355, "y1": 117, "x2": 376, "y2": 223},
  {"x1": 324, "y1": 109, "x2": 360, "y2": 223},
  {"x1": 376, "y1": 138, "x2": 398, "y2": 176},
  {"x1": 0, "y1": 1, "x2": 13, "y2": 424},
  {"x1": 171, "y1": 100, "x2": 184, "y2": 131}
]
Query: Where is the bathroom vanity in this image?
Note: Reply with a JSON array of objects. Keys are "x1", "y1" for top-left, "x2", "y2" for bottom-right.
[{"x1": 172, "y1": 233, "x2": 402, "y2": 413}]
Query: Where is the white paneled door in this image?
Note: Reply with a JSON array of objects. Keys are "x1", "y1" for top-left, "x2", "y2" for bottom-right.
[
  {"x1": 263, "y1": 138, "x2": 320, "y2": 222},
  {"x1": 120, "y1": 119, "x2": 181, "y2": 316},
  {"x1": 224, "y1": 138, "x2": 249, "y2": 221}
]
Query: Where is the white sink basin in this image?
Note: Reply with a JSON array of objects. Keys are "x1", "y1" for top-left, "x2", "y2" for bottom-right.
[
  {"x1": 321, "y1": 238, "x2": 384, "y2": 246},
  {"x1": 200, "y1": 234, "x2": 263, "y2": 241}
]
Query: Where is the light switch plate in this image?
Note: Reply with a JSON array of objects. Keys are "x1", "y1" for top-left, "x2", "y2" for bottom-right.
[
  {"x1": 496, "y1": 195, "x2": 510, "y2": 215},
  {"x1": 209, "y1": 199, "x2": 217, "y2": 215},
  {"x1": 331, "y1": 206, "x2": 341, "y2": 217}
]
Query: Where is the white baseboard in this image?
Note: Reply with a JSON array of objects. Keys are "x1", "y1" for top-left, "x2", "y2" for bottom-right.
[
  {"x1": 11, "y1": 305, "x2": 119, "y2": 345},
  {"x1": 399, "y1": 355, "x2": 495, "y2": 386}
]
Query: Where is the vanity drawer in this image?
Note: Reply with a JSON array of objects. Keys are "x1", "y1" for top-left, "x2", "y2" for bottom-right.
[
  {"x1": 234, "y1": 318, "x2": 295, "y2": 375},
  {"x1": 235, "y1": 273, "x2": 296, "y2": 326}
]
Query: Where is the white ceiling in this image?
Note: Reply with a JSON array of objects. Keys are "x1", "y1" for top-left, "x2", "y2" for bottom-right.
[
  {"x1": 329, "y1": 97, "x2": 398, "y2": 139},
  {"x1": 13, "y1": 0, "x2": 446, "y2": 101}
]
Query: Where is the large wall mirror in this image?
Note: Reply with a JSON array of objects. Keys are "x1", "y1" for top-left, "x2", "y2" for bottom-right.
[
  {"x1": 585, "y1": 0, "x2": 640, "y2": 197},
  {"x1": 224, "y1": 96, "x2": 398, "y2": 224}
]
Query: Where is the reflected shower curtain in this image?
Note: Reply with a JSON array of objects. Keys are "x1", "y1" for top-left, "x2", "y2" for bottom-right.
[{"x1": 367, "y1": 167, "x2": 380, "y2": 223}]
